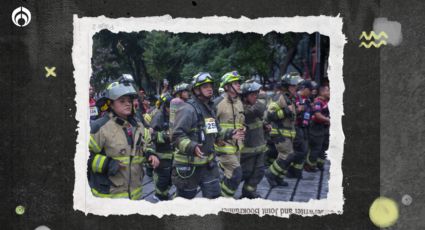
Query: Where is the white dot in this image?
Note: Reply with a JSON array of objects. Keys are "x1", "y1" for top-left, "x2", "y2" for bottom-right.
[
  {"x1": 35, "y1": 226, "x2": 50, "y2": 230},
  {"x1": 402, "y1": 194, "x2": 412, "y2": 206}
]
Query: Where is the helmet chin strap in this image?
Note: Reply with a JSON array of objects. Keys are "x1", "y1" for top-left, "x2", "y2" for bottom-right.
[{"x1": 229, "y1": 84, "x2": 240, "y2": 99}]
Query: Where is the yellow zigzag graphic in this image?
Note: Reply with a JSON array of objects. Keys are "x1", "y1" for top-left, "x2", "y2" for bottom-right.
[
  {"x1": 359, "y1": 31, "x2": 388, "y2": 40},
  {"x1": 359, "y1": 40, "x2": 387, "y2": 48}
]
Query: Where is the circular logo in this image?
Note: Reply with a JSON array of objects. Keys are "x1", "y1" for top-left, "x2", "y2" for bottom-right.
[{"x1": 11, "y1": 6, "x2": 31, "y2": 27}]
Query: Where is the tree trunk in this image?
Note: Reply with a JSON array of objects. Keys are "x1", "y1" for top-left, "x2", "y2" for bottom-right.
[
  {"x1": 280, "y1": 34, "x2": 302, "y2": 75},
  {"x1": 280, "y1": 47, "x2": 297, "y2": 75},
  {"x1": 138, "y1": 58, "x2": 151, "y2": 91}
]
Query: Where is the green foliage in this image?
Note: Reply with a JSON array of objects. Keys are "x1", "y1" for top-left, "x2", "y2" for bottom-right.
[
  {"x1": 143, "y1": 31, "x2": 187, "y2": 81},
  {"x1": 90, "y1": 30, "x2": 320, "y2": 94}
]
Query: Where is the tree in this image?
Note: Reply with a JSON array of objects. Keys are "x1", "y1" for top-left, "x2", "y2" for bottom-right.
[
  {"x1": 143, "y1": 31, "x2": 188, "y2": 94},
  {"x1": 279, "y1": 32, "x2": 304, "y2": 76},
  {"x1": 91, "y1": 30, "x2": 131, "y2": 91},
  {"x1": 90, "y1": 30, "x2": 328, "y2": 95},
  {"x1": 181, "y1": 37, "x2": 228, "y2": 83},
  {"x1": 228, "y1": 33, "x2": 273, "y2": 81}
]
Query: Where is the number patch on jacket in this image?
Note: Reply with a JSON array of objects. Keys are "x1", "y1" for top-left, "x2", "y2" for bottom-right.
[
  {"x1": 90, "y1": 106, "x2": 98, "y2": 116},
  {"x1": 204, "y1": 118, "x2": 218, "y2": 134}
]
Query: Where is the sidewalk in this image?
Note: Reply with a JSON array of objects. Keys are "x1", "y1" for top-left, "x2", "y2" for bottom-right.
[{"x1": 141, "y1": 160, "x2": 330, "y2": 202}]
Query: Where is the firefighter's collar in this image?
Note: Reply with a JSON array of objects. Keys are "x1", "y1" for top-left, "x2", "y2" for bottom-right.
[
  {"x1": 225, "y1": 93, "x2": 240, "y2": 104},
  {"x1": 109, "y1": 112, "x2": 138, "y2": 127}
]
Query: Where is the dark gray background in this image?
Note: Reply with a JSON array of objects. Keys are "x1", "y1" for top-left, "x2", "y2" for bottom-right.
[
  {"x1": 0, "y1": 0, "x2": 420, "y2": 229},
  {"x1": 380, "y1": 0, "x2": 425, "y2": 229}
]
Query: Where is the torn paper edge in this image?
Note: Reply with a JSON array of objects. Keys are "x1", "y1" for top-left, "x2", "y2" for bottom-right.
[{"x1": 72, "y1": 15, "x2": 346, "y2": 218}]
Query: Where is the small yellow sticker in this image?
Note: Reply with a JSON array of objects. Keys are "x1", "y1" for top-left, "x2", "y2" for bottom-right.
[{"x1": 369, "y1": 197, "x2": 399, "y2": 228}]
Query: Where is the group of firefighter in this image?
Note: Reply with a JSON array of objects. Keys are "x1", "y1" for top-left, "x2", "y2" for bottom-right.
[{"x1": 87, "y1": 70, "x2": 330, "y2": 201}]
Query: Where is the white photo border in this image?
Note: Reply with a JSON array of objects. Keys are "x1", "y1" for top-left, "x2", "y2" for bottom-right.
[{"x1": 72, "y1": 15, "x2": 346, "y2": 217}]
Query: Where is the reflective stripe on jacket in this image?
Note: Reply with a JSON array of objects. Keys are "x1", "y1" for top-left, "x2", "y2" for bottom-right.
[
  {"x1": 241, "y1": 101, "x2": 267, "y2": 154},
  {"x1": 172, "y1": 97, "x2": 219, "y2": 166},
  {"x1": 151, "y1": 106, "x2": 174, "y2": 160},
  {"x1": 88, "y1": 112, "x2": 155, "y2": 200},
  {"x1": 266, "y1": 92, "x2": 296, "y2": 139},
  {"x1": 215, "y1": 94, "x2": 245, "y2": 154}
]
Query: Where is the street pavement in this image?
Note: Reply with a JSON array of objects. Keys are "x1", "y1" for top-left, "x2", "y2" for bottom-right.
[{"x1": 141, "y1": 160, "x2": 330, "y2": 202}]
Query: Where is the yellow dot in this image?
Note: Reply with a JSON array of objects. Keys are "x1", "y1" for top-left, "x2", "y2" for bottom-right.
[
  {"x1": 369, "y1": 197, "x2": 399, "y2": 228},
  {"x1": 15, "y1": 205, "x2": 25, "y2": 215}
]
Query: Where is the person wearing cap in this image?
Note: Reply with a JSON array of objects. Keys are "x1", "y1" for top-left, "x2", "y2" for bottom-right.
[
  {"x1": 150, "y1": 94, "x2": 174, "y2": 201},
  {"x1": 239, "y1": 80, "x2": 268, "y2": 198},
  {"x1": 88, "y1": 80, "x2": 160, "y2": 200},
  {"x1": 214, "y1": 71, "x2": 245, "y2": 198},
  {"x1": 264, "y1": 72, "x2": 301, "y2": 187},
  {"x1": 171, "y1": 72, "x2": 221, "y2": 199},
  {"x1": 305, "y1": 85, "x2": 330, "y2": 172}
]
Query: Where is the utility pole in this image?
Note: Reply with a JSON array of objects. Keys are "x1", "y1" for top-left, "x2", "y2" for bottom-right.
[{"x1": 315, "y1": 32, "x2": 321, "y2": 85}]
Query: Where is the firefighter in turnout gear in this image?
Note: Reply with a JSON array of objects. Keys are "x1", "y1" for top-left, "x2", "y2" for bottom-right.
[
  {"x1": 288, "y1": 80, "x2": 314, "y2": 178},
  {"x1": 213, "y1": 71, "x2": 245, "y2": 198},
  {"x1": 141, "y1": 95, "x2": 158, "y2": 178},
  {"x1": 151, "y1": 94, "x2": 174, "y2": 201},
  {"x1": 305, "y1": 85, "x2": 330, "y2": 172},
  {"x1": 171, "y1": 72, "x2": 221, "y2": 199},
  {"x1": 262, "y1": 82, "x2": 279, "y2": 168},
  {"x1": 170, "y1": 83, "x2": 191, "y2": 138},
  {"x1": 239, "y1": 80, "x2": 268, "y2": 199},
  {"x1": 264, "y1": 72, "x2": 302, "y2": 187},
  {"x1": 88, "y1": 80, "x2": 160, "y2": 200}
]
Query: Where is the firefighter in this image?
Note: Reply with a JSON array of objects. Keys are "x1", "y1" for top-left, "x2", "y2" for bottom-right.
[
  {"x1": 214, "y1": 71, "x2": 245, "y2": 198},
  {"x1": 239, "y1": 80, "x2": 268, "y2": 198},
  {"x1": 264, "y1": 73, "x2": 302, "y2": 187},
  {"x1": 142, "y1": 95, "x2": 160, "y2": 178},
  {"x1": 173, "y1": 83, "x2": 191, "y2": 101},
  {"x1": 151, "y1": 94, "x2": 174, "y2": 201},
  {"x1": 287, "y1": 79, "x2": 314, "y2": 178},
  {"x1": 171, "y1": 72, "x2": 221, "y2": 199},
  {"x1": 170, "y1": 83, "x2": 191, "y2": 137},
  {"x1": 88, "y1": 80, "x2": 160, "y2": 200},
  {"x1": 261, "y1": 82, "x2": 277, "y2": 168},
  {"x1": 305, "y1": 85, "x2": 330, "y2": 172}
]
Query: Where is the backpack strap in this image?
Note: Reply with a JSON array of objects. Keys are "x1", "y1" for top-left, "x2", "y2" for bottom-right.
[{"x1": 186, "y1": 99, "x2": 206, "y2": 144}]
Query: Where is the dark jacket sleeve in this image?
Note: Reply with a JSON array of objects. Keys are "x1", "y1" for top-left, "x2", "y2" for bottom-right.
[
  {"x1": 172, "y1": 103, "x2": 199, "y2": 156},
  {"x1": 141, "y1": 126, "x2": 157, "y2": 159},
  {"x1": 88, "y1": 117, "x2": 119, "y2": 176},
  {"x1": 266, "y1": 94, "x2": 294, "y2": 122},
  {"x1": 150, "y1": 109, "x2": 171, "y2": 147},
  {"x1": 245, "y1": 101, "x2": 266, "y2": 120}
]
